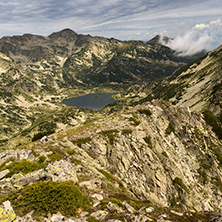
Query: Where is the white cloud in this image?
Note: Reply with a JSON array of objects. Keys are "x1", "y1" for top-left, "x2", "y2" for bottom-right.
[{"x1": 160, "y1": 18, "x2": 222, "y2": 56}]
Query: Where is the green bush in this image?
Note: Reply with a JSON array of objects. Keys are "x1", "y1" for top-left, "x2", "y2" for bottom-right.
[
  {"x1": 10, "y1": 181, "x2": 92, "y2": 217},
  {"x1": 165, "y1": 122, "x2": 175, "y2": 135},
  {"x1": 173, "y1": 177, "x2": 188, "y2": 192},
  {"x1": 213, "y1": 176, "x2": 222, "y2": 191},
  {"x1": 162, "y1": 152, "x2": 168, "y2": 158},
  {"x1": 97, "y1": 168, "x2": 115, "y2": 182},
  {"x1": 72, "y1": 137, "x2": 91, "y2": 147},
  {"x1": 144, "y1": 136, "x2": 152, "y2": 148},
  {"x1": 32, "y1": 129, "x2": 55, "y2": 142},
  {"x1": 122, "y1": 128, "x2": 132, "y2": 134},
  {"x1": 48, "y1": 153, "x2": 64, "y2": 162},
  {"x1": 199, "y1": 170, "x2": 208, "y2": 183},
  {"x1": 203, "y1": 110, "x2": 222, "y2": 139},
  {"x1": 3, "y1": 159, "x2": 42, "y2": 178},
  {"x1": 129, "y1": 113, "x2": 140, "y2": 126},
  {"x1": 99, "y1": 129, "x2": 118, "y2": 145},
  {"x1": 138, "y1": 109, "x2": 152, "y2": 116}
]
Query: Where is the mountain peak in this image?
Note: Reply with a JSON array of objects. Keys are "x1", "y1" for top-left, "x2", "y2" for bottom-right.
[
  {"x1": 148, "y1": 35, "x2": 172, "y2": 44},
  {"x1": 48, "y1": 28, "x2": 78, "y2": 40}
]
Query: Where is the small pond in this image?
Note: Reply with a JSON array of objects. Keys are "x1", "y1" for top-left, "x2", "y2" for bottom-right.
[{"x1": 62, "y1": 93, "x2": 117, "y2": 110}]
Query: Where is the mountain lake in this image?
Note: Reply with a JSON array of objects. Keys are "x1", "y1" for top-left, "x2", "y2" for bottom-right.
[{"x1": 62, "y1": 93, "x2": 117, "y2": 110}]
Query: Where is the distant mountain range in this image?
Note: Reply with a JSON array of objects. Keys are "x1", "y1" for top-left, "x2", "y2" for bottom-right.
[{"x1": 0, "y1": 29, "x2": 205, "y2": 88}]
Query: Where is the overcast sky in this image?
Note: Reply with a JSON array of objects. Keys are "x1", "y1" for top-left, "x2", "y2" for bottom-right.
[{"x1": 0, "y1": 0, "x2": 222, "y2": 54}]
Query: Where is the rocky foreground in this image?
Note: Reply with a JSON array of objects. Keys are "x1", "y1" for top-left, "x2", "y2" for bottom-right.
[{"x1": 0, "y1": 100, "x2": 221, "y2": 221}]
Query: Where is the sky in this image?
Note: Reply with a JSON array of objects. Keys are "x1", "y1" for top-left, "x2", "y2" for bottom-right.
[{"x1": 0, "y1": 0, "x2": 222, "y2": 55}]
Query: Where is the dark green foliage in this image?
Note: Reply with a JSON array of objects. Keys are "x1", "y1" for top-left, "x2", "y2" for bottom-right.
[
  {"x1": 138, "y1": 109, "x2": 152, "y2": 116},
  {"x1": 121, "y1": 128, "x2": 132, "y2": 134},
  {"x1": 144, "y1": 136, "x2": 152, "y2": 148},
  {"x1": 97, "y1": 168, "x2": 115, "y2": 182},
  {"x1": 165, "y1": 122, "x2": 175, "y2": 135},
  {"x1": 10, "y1": 181, "x2": 92, "y2": 217},
  {"x1": 162, "y1": 152, "x2": 168, "y2": 158},
  {"x1": 72, "y1": 137, "x2": 91, "y2": 147},
  {"x1": 37, "y1": 155, "x2": 46, "y2": 164},
  {"x1": 203, "y1": 110, "x2": 222, "y2": 139},
  {"x1": 212, "y1": 176, "x2": 222, "y2": 191},
  {"x1": 199, "y1": 170, "x2": 208, "y2": 183},
  {"x1": 129, "y1": 113, "x2": 140, "y2": 126},
  {"x1": 2, "y1": 159, "x2": 42, "y2": 178},
  {"x1": 48, "y1": 153, "x2": 64, "y2": 162},
  {"x1": 173, "y1": 177, "x2": 188, "y2": 192},
  {"x1": 32, "y1": 129, "x2": 55, "y2": 142},
  {"x1": 214, "y1": 150, "x2": 222, "y2": 166},
  {"x1": 70, "y1": 158, "x2": 81, "y2": 165},
  {"x1": 99, "y1": 129, "x2": 118, "y2": 145}
]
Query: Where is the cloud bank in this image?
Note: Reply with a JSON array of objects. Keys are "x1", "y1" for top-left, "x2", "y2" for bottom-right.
[{"x1": 160, "y1": 19, "x2": 222, "y2": 56}]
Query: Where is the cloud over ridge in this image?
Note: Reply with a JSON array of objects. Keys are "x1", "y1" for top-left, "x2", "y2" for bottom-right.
[{"x1": 160, "y1": 18, "x2": 222, "y2": 56}]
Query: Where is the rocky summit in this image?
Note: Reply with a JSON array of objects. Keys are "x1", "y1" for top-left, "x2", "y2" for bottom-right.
[{"x1": 0, "y1": 29, "x2": 221, "y2": 222}]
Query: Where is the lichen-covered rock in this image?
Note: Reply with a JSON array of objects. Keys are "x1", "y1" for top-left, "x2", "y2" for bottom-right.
[
  {"x1": 0, "y1": 170, "x2": 9, "y2": 180},
  {"x1": 145, "y1": 207, "x2": 154, "y2": 214},
  {"x1": 126, "y1": 213, "x2": 151, "y2": 222},
  {"x1": 92, "y1": 193, "x2": 103, "y2": 201},
  {"x1": 107, "y1": 201, "x2": 123, "y2": 213},
  {"x1": 0, "y1": 201, "x2": 16, "y2": 222},
  {"x1": 46, "y1": 159, "x2": 78, "y2": 183},
  {"x1": 122, "y1": 201, "x2": 135, "y2": 213},
  {"x1": 90, "y1": 210, "x2": 108, "y2": 220},
  {"x1": 0, "y1": 169, "x2": 49, "y2": 191}
]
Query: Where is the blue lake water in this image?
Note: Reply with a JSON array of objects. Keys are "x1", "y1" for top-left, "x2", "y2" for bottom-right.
[{"x1": 62, "y1": 93, "x2": 117, "y2": 110}]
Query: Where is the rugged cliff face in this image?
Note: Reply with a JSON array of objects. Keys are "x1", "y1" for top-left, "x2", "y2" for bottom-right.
[{"x1": 138, "y1": 44, "x2": 222, "y2": 116}]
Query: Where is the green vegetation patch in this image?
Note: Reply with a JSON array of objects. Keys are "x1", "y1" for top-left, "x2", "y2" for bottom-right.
[
  {"x1": 212, "y1": 176, "x2": 222, "y2": 191},
  {"x1": 72, "y1": 137, "x2": 91, "y2": 147},
  {"x1": 2, "y1": 159, "x2": 42, "y2": 178},
  {"x1": 199, "y1": 170, "x2": 208, "y2": 184},
  {"x1": 10, "y1": 181, "x2": 92, "y2": 218},
  {"x1": 165, "y1": 122, "x2": 175, "y2": 135},
  {"x1": 203, "y1": 110, "x2": 222, "y2": 139},
  {"x1": 48, "y1": 153, "x2": 64, "y2": 162},
  {"x1": 99, "y1": 129, "x2": 119, "y2": 145},
  {"x1": 32, "y1": 129, "x2": 55, "y2": 142},
  {"x1": 121, "y1": 128, "x2": 132, "y2": 135},
  {"x1": 138, "y1": 109, "x2": 152, "y2": 116},
  {"x1": 97, "y1": 168, "x2": 115, "y2": 182},
  {"x1": 129, "y1": 113, "x2": 140, "y2": 126},
  {"x1": 144, "y1": 136, "x2": 153, "y2": 148},
  {"x1": 173, "y1": 177, "x2": 188, "y2": 192}
]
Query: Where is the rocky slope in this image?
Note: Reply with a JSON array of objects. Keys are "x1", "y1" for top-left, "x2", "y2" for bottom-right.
[
  {"x1": 137, "y1": 44, "x2": 222, "y2": 116},
  {"x1": 0, "y1": 100, "x2": 221, "y2": 221}
]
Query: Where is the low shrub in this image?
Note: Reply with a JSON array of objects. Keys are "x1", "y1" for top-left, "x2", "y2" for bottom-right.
[
  {"x1": 129, "y1": 114, "x2": 140, "y2": 126},
  {"x1": 203, "y1": 110, "x2": 222, "y2": 139},
  {"x1": 99, "y1": 129, "x2": 118, "y2": 145},
  {"x1": 32, "y1": 129, "x2": 55, "y2": 142},
  {"x1": 138, "y1": 109, "x2": 152, "y2": 116},
  {"x1": 173, "y1": 177, "x2": 188, "y2": 192},
  {"x1": 10, "y1": 181, "x2": 92, "y2": 217},
  {"x1": 165, "y1": 122, "x2": 175, "y2": 135},
  {"x1": 122, "y1": 128, "x2": 132, "y2": 134},
  {"x1": 144, "y1": 136, "x2": 152, "y2": 148},
  {"x1": 48, "y1": 153, "x2": 64, "y2": 162},
  {"x1": 3, "y1": 159, "x2": 42, "y2": 178},
  {"x1": 72, "y1": 137, "x2": 91, "y2": 147}
]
